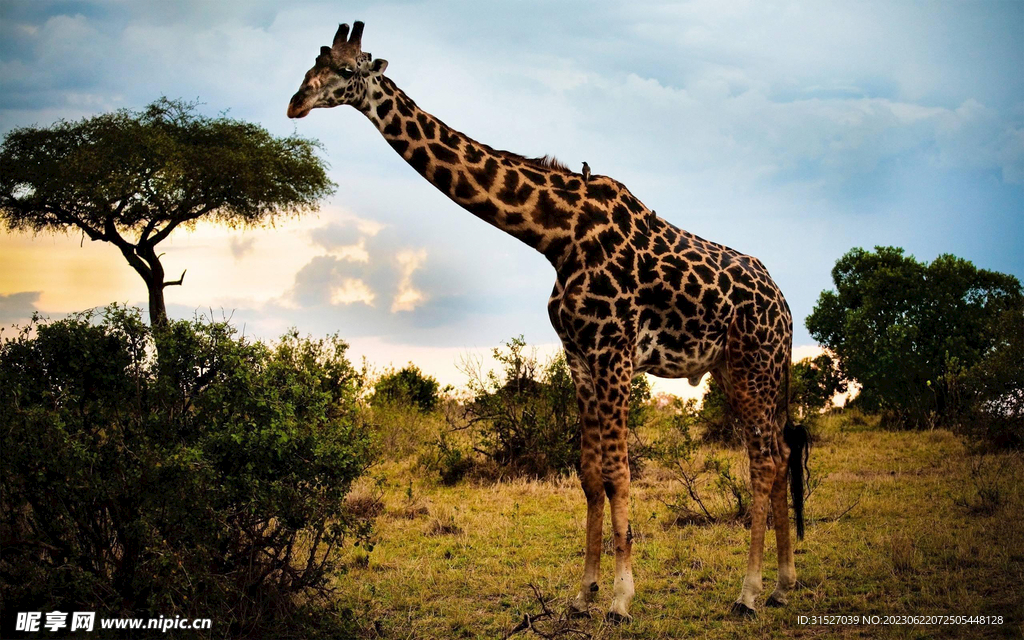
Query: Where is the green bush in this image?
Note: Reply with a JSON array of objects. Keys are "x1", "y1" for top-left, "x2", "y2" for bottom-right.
[
  {"x1": 0, "y1": 307, "x2": 372, "y2": 637},
  {"x1": 452, "y1": 337, "x2": 653, "y2": 479},
  {"x1": 955, "y1": 308, "x2": 1023, "y2": 449},
  {"x1": 696, "y1": 377, "x2": 738, "y2": 446},
  {"x1": 460, "y1": 337, "x2": 579, "y2": 477},
  {"x1": 370, "y1": 364, "x2": 441, "y2": 413},
  {"x1": 653, "y1": 398, "x2": 750, "y2": 526},
  {"x1": 791, "y1": 353, "x2": 847, "y2": 417},
  {"x1": 806, "y1": 247, "x2": 1022, "y2": 429}
]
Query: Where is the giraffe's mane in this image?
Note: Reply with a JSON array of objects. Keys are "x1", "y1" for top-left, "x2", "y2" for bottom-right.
[
  {"x1": 378, "y1": 76, "x2": 573, "y2": 175},
  {"x1": 521, "y1": 154, "x2": 571, "y2": 173}
]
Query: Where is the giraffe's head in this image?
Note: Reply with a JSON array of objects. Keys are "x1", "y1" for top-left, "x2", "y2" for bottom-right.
[{"x1": 287, "y1": 21, "x2": 388, "y2": 118}]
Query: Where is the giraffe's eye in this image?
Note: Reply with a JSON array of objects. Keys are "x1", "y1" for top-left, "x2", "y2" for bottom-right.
[{"x1": 339, "y1": 68, "x2": 354, "y2": 80}]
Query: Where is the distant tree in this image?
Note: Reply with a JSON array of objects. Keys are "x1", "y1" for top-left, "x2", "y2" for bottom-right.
[
  {"x1": 371, "y1": 364, "x2": 441, "y2": 412},
  {"x1": 957, "y1": 308, "x2": 1024, "y2": 449},
  {"x1": 791, "y1": 353, "x2": 848, "y2": 416},
  {"x1": 806, "y1": 247, "x2": 1022, "y2": 428},
  {"x1": 0, "y1": 98, "x2": 334, "y2": 328}
]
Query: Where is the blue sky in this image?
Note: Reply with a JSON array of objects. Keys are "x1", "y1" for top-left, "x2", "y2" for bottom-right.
[{"x1": 1, "y1": 0, "x2": 1022, "y2": 390}]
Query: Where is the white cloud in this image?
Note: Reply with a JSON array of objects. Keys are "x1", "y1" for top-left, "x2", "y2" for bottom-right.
[
  {"x1": 391, "y1": 249, "x2": 427, "y2": 312},
  {"x1": 229, "y1": 236, "x2": 256, "y2": 260},
  {"x1": 328, "y1": 237, "x2": 370, "y2": 263},
  {"x1": 330, "y1": 278, "x2": 375, "y2": 306}
]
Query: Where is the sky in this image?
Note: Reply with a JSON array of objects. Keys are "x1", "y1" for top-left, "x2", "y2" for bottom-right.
[{"x1": 1, "y1": 0, "x2": 1021, "y2": 397}]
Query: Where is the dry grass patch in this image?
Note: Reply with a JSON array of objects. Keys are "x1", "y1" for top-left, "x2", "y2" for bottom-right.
[{"x1": 330, "y1": 422, "x2": 1024, "y2": 639}]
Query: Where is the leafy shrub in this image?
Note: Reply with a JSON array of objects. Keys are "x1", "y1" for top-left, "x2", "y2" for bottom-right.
[
  {"x1": 365, "y1": 401, "x2": 445, "y2": 461},
  {"x1": 791, "y1": 353, "x2": 848, "y2": 417},
  {"x1": 449, "y1": 337, "x2": 653, "y2": 479},
  {"x1": 955, "y1": 308, "x2": 1023, "y2": 449},
  {"x1": 695, "y1": 377, "x2": 738, "y2": 446},
  {"x1": 370, "y1": 364, "x2": 441, "y2": 412},
  {"x1": 422, "y1": 432, "x2": 476, "y2": 485},
  {"x1": 459, "y1": 338, "x2": 579, "y2": 477},
  {"x1": 654, "y1": 398, "x2": 751, "y2": 525},
  {"x1": 0, "y1": 307, "x2": 372, "y2": 637}
]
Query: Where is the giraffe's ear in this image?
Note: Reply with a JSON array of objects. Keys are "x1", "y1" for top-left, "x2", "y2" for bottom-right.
[{"x1": 370, "y1": 58, "x2": 388, "y2": 75}]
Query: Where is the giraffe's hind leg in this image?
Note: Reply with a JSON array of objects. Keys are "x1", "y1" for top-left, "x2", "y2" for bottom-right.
[
  {"x1": 731, "y1": 439, "x2": 776, "y2": 616},
  {"x1": 721, "y1": 350, "x2": 789, "y2": 615},
  {"x1": 766, "y1": 444, "x2": 796, "y2": 607}
]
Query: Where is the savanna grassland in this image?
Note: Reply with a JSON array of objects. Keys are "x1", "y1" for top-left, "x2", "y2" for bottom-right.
[{"x1": 333, "y1": 411, "x2": 1024, "y2": 639}]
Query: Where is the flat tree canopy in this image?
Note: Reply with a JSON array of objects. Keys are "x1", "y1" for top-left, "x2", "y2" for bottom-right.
[{"x1": 0, "y1": 97, "x2": 334, "y2": 326}]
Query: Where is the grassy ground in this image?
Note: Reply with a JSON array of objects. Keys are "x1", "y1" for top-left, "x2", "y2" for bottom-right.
[{"x1": 331, "y1": 412, "x2": 1024, "y2": 639}]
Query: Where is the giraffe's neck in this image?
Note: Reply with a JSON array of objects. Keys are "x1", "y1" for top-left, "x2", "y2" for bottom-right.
[{"x1": 361, "y1": 76, "x2": 581, "y2": 265}]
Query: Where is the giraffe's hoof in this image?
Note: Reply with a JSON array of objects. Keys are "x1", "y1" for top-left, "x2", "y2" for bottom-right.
[
  {"x1": 730, "y1": 602, "x2": 757, "y2": 618},
  {"x1": 765, "y1": 592, "x2": 788, "y2": 608},
  {"x1": 567, "y1": 606, "x2": 592, "y2": 620},
  {"x1": 605, "y1": 610, "x2": 633, "y2": 625}
]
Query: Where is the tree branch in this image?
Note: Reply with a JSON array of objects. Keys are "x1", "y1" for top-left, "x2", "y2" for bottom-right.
[
  {"x1": 145, "y1": 203, "x2": 218, "y2": 247},
  {"x1": 39, "y1": 204, "x2": 105, "y2": 242},
  {"x1": 164, "y1": 269, "x2": 187, "y2": 287}
]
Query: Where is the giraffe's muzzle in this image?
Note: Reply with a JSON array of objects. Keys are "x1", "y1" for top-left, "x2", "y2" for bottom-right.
[{"x1": 287, "y1": 90, "x2": 313, "y2": 119}]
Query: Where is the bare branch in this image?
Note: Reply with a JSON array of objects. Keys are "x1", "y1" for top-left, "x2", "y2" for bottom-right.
[{"x1": 164, "y1": 269, "x2": 187, "y2": 287}]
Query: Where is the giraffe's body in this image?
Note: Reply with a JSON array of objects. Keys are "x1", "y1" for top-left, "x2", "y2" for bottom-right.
[{"x1": 289, "y1": 22, "x2": 807, "y2": 621}]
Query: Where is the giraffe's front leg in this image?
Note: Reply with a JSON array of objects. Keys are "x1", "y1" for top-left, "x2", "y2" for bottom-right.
[
  {"x1": 605, "y1": 469, "x2": 634, "y2": 622},
  {"x1": 567, "y1": 353, "x2": 604, "y2": 616},
  {"x1": 570, "y1": 453, "x2": 604, "y2": 615},
  {"x1": 597, "y1": 357, "x2": 636, "y2": 623}
]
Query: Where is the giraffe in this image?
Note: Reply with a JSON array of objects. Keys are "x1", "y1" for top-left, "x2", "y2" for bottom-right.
[{"x1": 287, "y1": 21, "x2": 809, "y2": 621}]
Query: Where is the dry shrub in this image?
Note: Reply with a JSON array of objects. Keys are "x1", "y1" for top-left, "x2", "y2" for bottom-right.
[
  {"x1": 889, "y1": 531, "x2": 920, "y2": 575},
  {"x1": 428, "y1": 507, "x2": 464, "y2": 536}
]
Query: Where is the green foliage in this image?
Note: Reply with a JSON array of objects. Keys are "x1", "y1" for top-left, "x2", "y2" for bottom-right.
[
  {"x1": 806, "y1": 246, "x2": 1022, "y2": 429},
  {"x1": 791, "y1": 353, "x2": 848, "y2": 416},
  {"x1": 653, "y1": 398, "x2": 751, "y2": 525},
  {"x1": 695, "y1": 377, "x2": 737, "y2": 446},
  {"x1": 452, "y1": 337, "x2": 653, "y2": 479},
  {"x1": 955, "y1": 308, "x2": 1024, "y2": 449},
  {"x1": 0, "y1": 98, "x2": 334, "y2": 326},
  {"x1": 0, "y1": 307, "x2": 372, "y2": 636},
  {"x1": 371, "y1": 364, "x2": 441, "y2": 412},
  {"x1": 424, "y1": 433, "x2": 476, "y2": 486},
  {"x1": 462, "y1": 337, "x2": 580, "y2": 477}
]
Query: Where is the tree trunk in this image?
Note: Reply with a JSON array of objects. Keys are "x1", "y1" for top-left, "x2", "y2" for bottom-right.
[
  {"x1": 146, "y1": 278, "x2": 169, "y2": 329},
  {"x1": 135, "y1": 243, "x2": 170, "y2": 329}
]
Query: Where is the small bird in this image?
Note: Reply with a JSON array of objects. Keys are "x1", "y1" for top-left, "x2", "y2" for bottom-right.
[
  {"x1": 581, "y1": 161, "x2": 591, "y2": 183},
  {"x1": 649, "y1": 209, "x2": 658, "y2": 230}
]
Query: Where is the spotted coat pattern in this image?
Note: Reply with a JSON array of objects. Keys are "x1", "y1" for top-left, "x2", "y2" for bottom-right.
[{"x1": 288, "y1": 21, "x2": 800, "y2": 620}]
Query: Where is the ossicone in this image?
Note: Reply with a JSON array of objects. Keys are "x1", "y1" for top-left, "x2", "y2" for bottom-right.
[{"x1": 333, "y1": 20, "x2": 365, "y2": 50}]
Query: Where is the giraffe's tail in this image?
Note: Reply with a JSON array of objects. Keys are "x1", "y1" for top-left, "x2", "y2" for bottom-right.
[
  {"x1": 783, "y1": 419, "x2": 808, "y2": 540},
  {"x1": 781, "y1": 361, "x2": 809, "y2": 540}
]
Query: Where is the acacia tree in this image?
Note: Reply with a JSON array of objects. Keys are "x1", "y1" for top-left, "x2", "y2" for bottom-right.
[
  {"x1": 0, "y1": 98, "x2": 334, "y2": 327},
  {"x1": 806, "y1": 246, "x2": 1022, "y2": 427}
]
